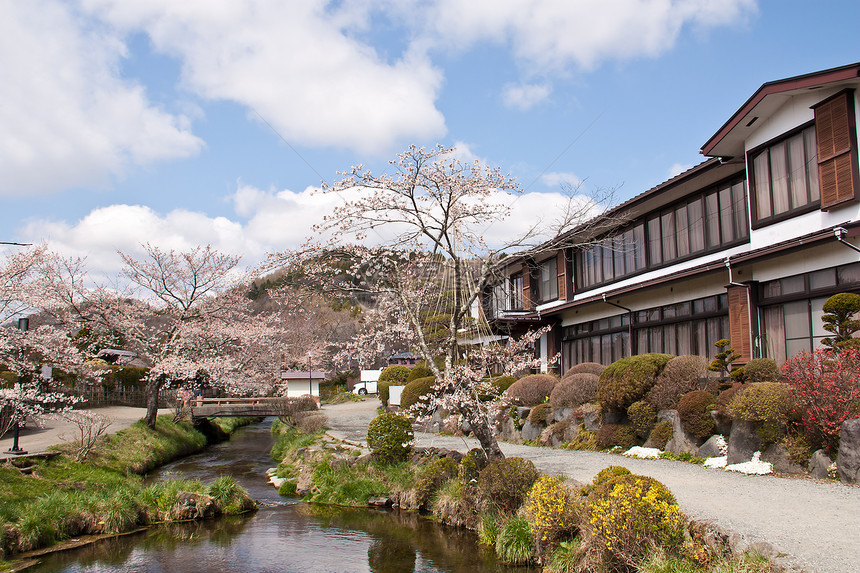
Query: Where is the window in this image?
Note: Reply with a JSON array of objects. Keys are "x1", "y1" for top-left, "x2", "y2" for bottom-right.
[
  {"x1": 510, "y1": 274, "x2": 523, "y2": 310},
  {"x1": 813, "y1": 90, "x2": 858, "y2": 209},
  {"x1": 538, "y1": 257, "x2": 558, "y2": 302},
  {"x1": 750, "y1": 125, "x2": 820, "y2": 225}
]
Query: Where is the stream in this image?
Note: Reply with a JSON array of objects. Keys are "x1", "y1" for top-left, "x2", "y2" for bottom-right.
[{"x1": 30, "y1": 418, "x2": 530, "y2": 572}]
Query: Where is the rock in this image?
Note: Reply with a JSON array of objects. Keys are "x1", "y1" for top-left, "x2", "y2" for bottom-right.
[
  {"x1": 269, "y1": 476, "x2": 287, "y2": 488},
  {"x1": 460, "y1": 418, "x2": 472, "y2": 434},
  {"x1": 727, "y1": 420, "x2": 762, "y2": 465},
  {"x1": 554, "y1": 407, "x2": 574, "y2": 422},
  {"x1": 711, "y1": 410, "x2": 732, "y2": 436},
  {"x1": 353, "y1": 453, "x2": 374, "y2": 465},
  {"x1": 515, "y1": 406, "x2": 531, "y2": 420},
  {"x1": 808, "y1": 449, "x2": 832, "y2": 479},
  {"x1": 697, "y1": 435, "x2": 726, "y2": 458},
  {"x1": 837, "y1": 418, "x2": 860, "y2": 483},
  {"x1": 661, "y1": 410, "x2": 698, "y2": 455},
  {"x1": 295, "y1": 465, "x2": 315, "y2": 496},
  {"x1": 603, "y1": 410, "x2": 624, "y2": 424},
  {"x1": 761, "y1": 444, "x2": 804, "y2": 475},
  {"x1": 171, "y1": 492, "x2": 216, "y2": 521},
  {"x1": 367, "y1": 497, "x2": 392, "y2": 507},
  {"x1": 497, "y1": 416, "x2": 522, "y2": 444},
  {"x1": 581, "y1": 403, "x2": 601, "y2": 432},
  {"x1": 521, "y1": 420, "x2": 543, "y2": 442}
]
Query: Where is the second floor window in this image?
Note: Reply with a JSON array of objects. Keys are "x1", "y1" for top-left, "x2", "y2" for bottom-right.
[
  {"x1": 750, "y1": 124, "x2": 819, "y2": 225},
  {"x1": 510, "y1": 274, "x2": 524, "y2": 309},
  {"x1": 538, "y1": 257, "x2": 558, "y2": 302}
]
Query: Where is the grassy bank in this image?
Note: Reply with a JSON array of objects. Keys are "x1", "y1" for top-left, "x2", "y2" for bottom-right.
[
  {"x1": 270, "y1": 421, "x2": 781, "y2": 573},
  {"x1": 0, "y1": 415, "x2": 259, "y2": 565}
]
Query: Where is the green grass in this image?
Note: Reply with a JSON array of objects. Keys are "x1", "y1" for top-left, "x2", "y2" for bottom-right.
[
  {"x1": 495, "y1": 517, "x2": 533, "y2": 565},
  {"x1": 0, "y1": 414, "x2": 256, "y2": 562}
]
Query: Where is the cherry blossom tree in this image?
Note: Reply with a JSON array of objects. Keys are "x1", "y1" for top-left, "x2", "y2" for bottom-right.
[{"x1": 268, "y1": 145, "x2": 605, "y2": 458}]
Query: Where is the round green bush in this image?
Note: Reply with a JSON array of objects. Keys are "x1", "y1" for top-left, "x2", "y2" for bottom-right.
[
  {"x1": 549, "y1": 373, "x2": 599, "y2": 410},
  {"x1": 504, "y1": 374, "x2": 558, "y2": 406},
  {"x1": 400, "y1": 376, "x2": 435, "y2": 410},
  {"x1": 677, "y1": 390, "x2": 716, "y2": 441},
  {"x1": 479, "y1": 375, "x2": 517, "y2": 401},
  {"x1": 414, "y1": 456, "x2": 460, "y2": 508},
  {"x1": 727, "y1": 382, "x2": 794, "y2": 424},
  {"x1": 627, "y1": 400, "x2": 657, "y2": 439},
  {"x1": 459, "y1": 448, "x2": 488, "y2": 484},
  {"x1": 378, "y1": 365, "x2": 411, "y2": 407},
  {"x1": 741, "y1": 358, "x2": 780, "y2": 383},
  {"x1": 597, "y1": 353, "x2": 673, "y2": 412},
  {"x1": 528, "y1": 403, "x2": 552, "y2": 425},
  {"x1": 366, "y1": 413, "x2": 414, "y2": 463},
  {"x1": 595, "y1": 423, "x2": 637, "y2": 450},
  {"x1": 587, "y1": 474, "x2": 684, "y2": 568},
  {"x1": 647, "y1": 420, "x2": 673, "y2": 450},
  {"x1": 592, "y1": 465, "x2": 631, "y2": 488},
  {"x1": 645, "y1": 354, "x2": 709, "y2": 411},
  {"x1": 564, "y1": 362, "x2": 606, "y2": 378},
  {"x1": 406, "y1": 362, "x2": 434, "y2": 383},
  {"x1": 715, "y1": 382, "x2": 744, "y2": 416},
  {"x1": 478, "y1": 457, "x2": 540, "y2": 514}
]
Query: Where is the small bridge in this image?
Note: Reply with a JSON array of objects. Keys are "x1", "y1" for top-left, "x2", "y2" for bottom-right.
[{"x1": 190, "y1": 397, "x2": 314, "y2": 418}]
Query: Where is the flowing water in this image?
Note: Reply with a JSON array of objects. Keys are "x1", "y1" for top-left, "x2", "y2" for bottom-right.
[{"x1": 30, "y1": 418, "x2": 531, "y2": 572}]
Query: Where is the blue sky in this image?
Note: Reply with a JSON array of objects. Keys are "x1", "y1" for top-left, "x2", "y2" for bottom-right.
[{"x1": 2, "y1": 0, "x2": 859, "y2": 277}]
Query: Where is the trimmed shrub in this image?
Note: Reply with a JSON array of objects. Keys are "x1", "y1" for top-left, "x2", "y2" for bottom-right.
[
  {"x1": 504, "y1": 374, "x2": 559, "y2": 407},
  {"x1": 400, "y1": 376, "x2": 435, "y2": 410},
  {"x1": 528, "y1": 403, "x2": 552, "y2": 425},
  {"x1": 743, "y1": 358, "x2": 780, "y2": 383},
  {"x1": 821, "y1": 292, "x2": 860, "y2": 351},
  {"x1": 715, "y1": 383, "x2": 745, "y2": 417},
  {"x1": 366, "y1": 413, "x2": 414, "y2": 463},
  {"x1": 550, "y1": 373, "x2": 600, "y2": 410},
  {"x1": 495, "y1": 517, "x2": 533, "y2": 565},
  {"x1": 523, "y1": 475, "x2": 580, "y2": 546},
  {"x1": 592, "y1": 465, "x2": 632, "y2": 488},
  {"x1": 677, "y1": 390, "x2": 716, "y2": 441},
  {"x1": 459, "y1": 448, "x2": 488, "y2": 484},
  {"x1": 587, "y1": 474, "x2": 685, "y2": 568},
  {"x1": 647, "y1": 421, "x2": 673, "y2": 450},
  {"x1": 595, "y1": 423, "x2": 637, "y2": 450},
  {"x1": 566, "y1": 426, "x2": 598, "y2": 451},
  {"x1": 597, "y1": 353, "x2": 673, "y2": 412},
  {"x1": 479, "y1": 375, "x2": 518, "y2": 401},
  {"x1": 478, "y1": 457, "x2": 540, "y2": 514},
  {"x1": 414, "y1": 456, "x2": 459, "y2": 509},
  {"x1": 378, "y1": 365, "x2": 411, "y2": 407},
  {"x1": 727, "y1": 382, "x2": 795, "y2": 446},
  {"x1": 564, "y1": 362, "x2": 606, "y2": 378},
  {"x1": 627, "y1": 400, "x2": 657, "y2": 439},
  {"x1": 645, "y1": 355, "x2": 709, "y2": 411},
  {"x1": 406, "y1": 362, "x2": 434, "y2": 383}
]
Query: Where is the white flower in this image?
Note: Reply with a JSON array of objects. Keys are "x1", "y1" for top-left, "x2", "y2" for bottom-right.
[
  {"x1": 623, "y1": 446, "x2": 660, "y2": 459},
  {"x1": 704, "y1": 456, "x2": 727, "y2": 469},
  {"x1": 725, "y1": 451, "x2": 772, "y2": 475}
]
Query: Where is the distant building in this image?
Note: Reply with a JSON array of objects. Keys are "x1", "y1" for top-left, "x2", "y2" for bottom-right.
[
  {"x1": 388, "y1": 352, "x2": 420, "y2": 367},
  {"x1": 480, "y1": 62, "x2": 860, "y2": 371},
  {"x1": 279, "y1": 370, "x2": 327, "y2": 397}
]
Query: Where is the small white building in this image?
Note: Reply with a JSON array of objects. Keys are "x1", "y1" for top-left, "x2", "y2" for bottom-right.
[{"x1": 279, "y1": 370, "x2": 327, "y2": 398}]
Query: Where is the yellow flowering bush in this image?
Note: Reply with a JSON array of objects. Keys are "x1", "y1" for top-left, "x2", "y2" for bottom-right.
[
  {"x1": 523, "y1": 476, "x2": 580, "y2": 543},
  {"x1": 587, "y1": 474, "x2": 685, "y2": 568}
]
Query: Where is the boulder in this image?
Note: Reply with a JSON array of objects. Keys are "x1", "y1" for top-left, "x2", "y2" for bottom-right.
[
  {"x1": 521, "y1": 420, "x2": 543, "y2": 442},
  {"x1": 761, "y1": 444, "x2": 804, "y2": 475},
  {"x1": 711, "y1": 410, "x2": 732, "y2": 436},
  {"x1": 581, "y1": 403, "x2": 601, "y2": 432},
  {"x1": 296, "y1": 465, "x2": 315, "y2": 496},
  {"x1": 460, "y1": 418, "x2": 472, "y2": 434},
  {"x1": 661, "y1": 410, "x2": 698, "y2": 455},
  {"x1": 603, "y1": 410, "x2": 624, "y2": 424},
  {"x1": 727, "y1": 420, "x2": 762, "y2": 465},
  {"x1": 497, "y1": 416, "x2": 522, "y2": 444},
  {"x1": 516, "y1": 406, "x2": 531, "y2": 420},
  {"x1": 170, "y1": 492, "x2": 216, "y2": 521},
  {"x1": 697, "y1": 435, "x2": 726, "y2": 459},
  {"x1": 807, "y1": 449, "x2": 832, "y2": 479},
  {"x1": 837, "y1": 418, "x2": 860, "y2": 484},
  {"x1": 554, "y1": 407, "x2": 574, "y2": 423}
]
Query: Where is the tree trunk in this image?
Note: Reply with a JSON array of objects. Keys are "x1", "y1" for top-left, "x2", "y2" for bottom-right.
[
  {"x1": 144, "y1": 379, "x2": 159, "y2": 429},
  {"x1": 463, "y1": 404, "x2": 504, "y2": 461}
]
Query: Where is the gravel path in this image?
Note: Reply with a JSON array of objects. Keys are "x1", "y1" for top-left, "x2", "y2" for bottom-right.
[{"x1": 322, "y1": 398, "x2": 859, "y2": 573}]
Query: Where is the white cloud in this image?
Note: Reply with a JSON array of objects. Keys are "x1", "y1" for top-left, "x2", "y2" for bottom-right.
[
  {"x1": 0, "y1": 0, "x2": 203, "y2": 196},
  {"x1": 667, "y1": 162, "x2": 694, "y2": 179},
  {"x1": 425, "y1": 0, "x2": 757, "y2": 71},
  {"x1": 541, "y1": 171, "x2": 583, "y2": 189},
  {"x1": 81, "y1": 0, "x2": 447, "y2": 155},
  {"x1": 502, "y1": 83, "x2": 552, "y2": 110}
]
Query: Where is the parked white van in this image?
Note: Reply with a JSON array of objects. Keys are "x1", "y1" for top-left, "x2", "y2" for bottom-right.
[{"x1": 353, "y1": 369, "x2": 382, "y2": 395}]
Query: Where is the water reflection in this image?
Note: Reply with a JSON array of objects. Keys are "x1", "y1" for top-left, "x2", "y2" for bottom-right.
[{"x1": 30, "y1": 419, "x2": 533, "y2": 572}]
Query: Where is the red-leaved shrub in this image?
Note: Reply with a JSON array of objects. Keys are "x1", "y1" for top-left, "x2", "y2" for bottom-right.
[
  {"x1": 782, "y1": 348, "x2": 860, "y2": 452},
  {"x1": 563, "y1": 362, "x2": 606, "y2": 378},
  {"x1": 550, "y1": 373, "x2": 599, "y2": 409}
]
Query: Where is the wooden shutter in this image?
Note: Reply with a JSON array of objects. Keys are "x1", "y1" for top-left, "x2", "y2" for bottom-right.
[
  {"x1": 813, "y1": 90, "x2": 859, "y2": 209},
  {"x1": 727, "y1": 285, "x2": 753, "y2": 363},
  {"x1": 521, "y1": 263, "x2": 534, "y2": 311},
  {"x1": 556, "y1": 250, "x2": 568, "y2": 301}
]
